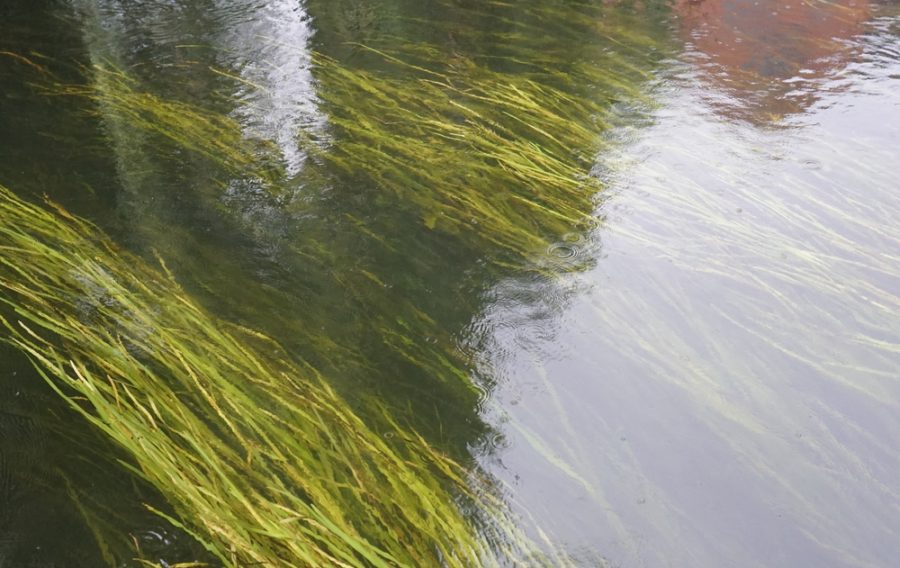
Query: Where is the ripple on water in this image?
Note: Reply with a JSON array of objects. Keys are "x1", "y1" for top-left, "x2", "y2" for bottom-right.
[
  {"x1": 800, "y1": 158, "x2": 823, "y2": 170},
  {"x1": 548, "y1": 232, "x2": 594, "y2": 262},
  {"x1": 547, "y1": 243, "x2": 578, "y2": 259}
]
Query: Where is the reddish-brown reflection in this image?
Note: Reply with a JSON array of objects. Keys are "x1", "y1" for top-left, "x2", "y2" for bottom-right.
[{"x1": 672, "y1": 0, "x2": 871, "y2": 122}]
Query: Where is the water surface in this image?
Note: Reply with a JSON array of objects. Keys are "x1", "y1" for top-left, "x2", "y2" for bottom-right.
[{"x1": 1, "y1": 0, "x2": 898, "y2": 566}]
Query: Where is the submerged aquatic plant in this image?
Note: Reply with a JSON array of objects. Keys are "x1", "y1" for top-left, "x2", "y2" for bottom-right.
[
  {"x1": 9, "y1": 36, "x2": 657, "y2": 456},
  {"x1": 1, "y1": 3, "x2": 671, "y2": 563},
  {"x1": 0, "y1": 185, "x2": 548, "y2": 567},
  {"x1": 304, "y1": 45, "x2": 637, "y2": 264},
  {"x1": 40, "y1": 65, "x2": 285, "y2": 187}
]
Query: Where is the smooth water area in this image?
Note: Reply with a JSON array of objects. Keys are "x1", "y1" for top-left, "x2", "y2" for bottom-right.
[{"x1": 1, "y1": 0, "x2": 898, "y2": 566}]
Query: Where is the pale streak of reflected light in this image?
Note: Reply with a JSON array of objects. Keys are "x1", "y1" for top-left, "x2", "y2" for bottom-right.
[{"x1": 211, "y1": 0, "x2": 325, "y2": 177}]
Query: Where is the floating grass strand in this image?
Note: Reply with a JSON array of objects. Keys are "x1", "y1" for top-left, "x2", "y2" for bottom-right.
[{"x1": 0, "y1": 186, "x2": 551, "y2": 567}]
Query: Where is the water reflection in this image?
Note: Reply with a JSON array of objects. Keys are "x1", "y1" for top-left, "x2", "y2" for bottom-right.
[
  {"x1": 209, "y1": 0, "x2": 323, "y2": 176},
  {"x1": 673, "y1": 0, "x2": 871, "y2": 121},
  {"x1": 73, "y1": 0, "x2": 324, "y2": 236},
  {"x1": 478, "y1": 4, "x2": 900, "y2": 566}
]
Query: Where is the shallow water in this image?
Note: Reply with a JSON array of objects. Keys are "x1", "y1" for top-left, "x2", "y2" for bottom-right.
[
  {"x1": 1, "y1": 0, "x2": 898, "y2": 566},
  {"x1": 478, "y1": 10, "x2": 900, "y2": 565}
]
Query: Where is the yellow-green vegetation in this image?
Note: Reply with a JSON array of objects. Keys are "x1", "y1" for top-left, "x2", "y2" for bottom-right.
[
  {"x1": 14, "y1": 10, "x2": 666, "y2": 449},
  {"x1": 0, "y1": 185, "x2": 542, "y2": 567},
  {"x1": 41, "y1": 3, "x2": 665, "y2": 267},
  {"x1": 304, "y1": 42, "x2": 653, "y2": 264},
  {"x1": 314, "y1": 53, "x2": 599, "y2": 255},
  {"x1": 0, "y1": 3, "x2": 671, "y2": 564}
]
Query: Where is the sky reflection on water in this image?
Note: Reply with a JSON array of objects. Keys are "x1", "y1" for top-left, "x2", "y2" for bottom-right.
[{"x1": 477, "y1": 5, "x2": 900, "y2": 566}]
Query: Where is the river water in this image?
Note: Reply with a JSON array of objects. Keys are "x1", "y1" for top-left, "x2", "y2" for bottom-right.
[{"x1": 1, "y1": 1, "x2": 898, "y2": 567}]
